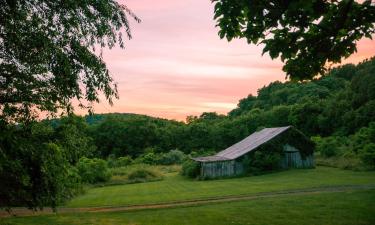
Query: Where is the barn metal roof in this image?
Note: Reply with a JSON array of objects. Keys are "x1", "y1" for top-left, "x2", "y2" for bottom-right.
[{"x1": 193, "y1": 126, "x2": 291, "y2": 162}]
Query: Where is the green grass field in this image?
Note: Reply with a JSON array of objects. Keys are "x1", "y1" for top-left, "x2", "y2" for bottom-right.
[
  {"x1": 2, "y1": 166, "x2": 375, "y2": 225},
  {"x1": 4, "y1": 190, "x2": 375, "y2": 225},
  {"x1": 66, "y1": 167, "x2": 375, "y2": 207}
]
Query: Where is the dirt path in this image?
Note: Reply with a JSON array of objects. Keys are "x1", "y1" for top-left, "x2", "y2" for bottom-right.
[{"x1": 2, "y1": 184, "x2": 374, "y2": 218}]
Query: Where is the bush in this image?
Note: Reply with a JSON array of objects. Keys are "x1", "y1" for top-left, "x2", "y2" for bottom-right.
[
  {"x1": 315, "y1": 154, "x2": 362, "y2": 170},
  {"x1": 181, "y1": 160, "x2": 200, "y2": 178},
  {"x1": 108, "y1": 156, "x2": 133, "y2": 168},
  {"x1": 127, "y1": 166, "x2": 163, "y2": 182},
  {"x1": 359, "y1": 143, "x2": 375, "y2": 168},
  {"x1": 134, "y1": 152, "x2": 158, "y2": 165},
  {"x1": 134, "y1": 150, "x2": 188, "y2": 165},
  {"x1": 77, "y1": 157, "x2": 111, "y2": 184},
  {"x1": 313, "y1": 136, "x2": 343, "y2": 157},
  {"x1": 158, "y1": 150, "x2": 187, "y2": 165}
]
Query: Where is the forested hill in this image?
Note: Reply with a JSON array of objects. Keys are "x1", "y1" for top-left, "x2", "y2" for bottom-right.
[{"x1": 228, "y1": 57, "x2": 375, "y2": 137}]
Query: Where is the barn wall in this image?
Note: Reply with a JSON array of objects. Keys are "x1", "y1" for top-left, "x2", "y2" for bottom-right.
[
  {"x1": 234, "y1": 161, "x2": 244, "y2": 175},
  {"x1": 201, "y1": 160, "x2": 244, "y2": 178},
  {"x1": 281, "y1": 144, "x2": 314, "y2": 168},
  {"x1": 201, "y1": 161, "x2": 233, "y2": 178}
]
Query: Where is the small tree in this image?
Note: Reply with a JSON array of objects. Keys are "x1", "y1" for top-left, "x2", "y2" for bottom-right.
[
  {"x1": 158, "y1": 150, "x2": 187, "y2": 165},
  {"x1": 0, "y1": 123, "x2": 81, "y2": 211},
  {"x1": 181, "y1": 160, "x2": 200, "y2": 178}
]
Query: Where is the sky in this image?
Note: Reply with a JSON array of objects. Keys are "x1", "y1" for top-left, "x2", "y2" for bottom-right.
[{"x1": 88, "y1": 0, "x2": 375, "y2": 121}]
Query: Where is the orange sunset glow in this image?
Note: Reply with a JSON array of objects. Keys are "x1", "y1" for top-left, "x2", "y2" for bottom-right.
[{"x1": 86, "y1": 0, "x2": 375, "y2": 121}]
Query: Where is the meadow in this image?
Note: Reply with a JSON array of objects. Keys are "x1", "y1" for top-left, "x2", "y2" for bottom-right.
[
  {"x1": 2, "y1": 166, "x2": 375, "y2": 225},
  {"x1": 67, "y1": 166, "x2": 375, "y2": 208},
  {"x1": 4, "y1": 190, "x2": 375, "y2": 225}
]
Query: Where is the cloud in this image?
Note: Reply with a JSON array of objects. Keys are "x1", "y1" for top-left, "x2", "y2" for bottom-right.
[{"x1": 82, "y1": 0, "x2": 375, "y2": 121}]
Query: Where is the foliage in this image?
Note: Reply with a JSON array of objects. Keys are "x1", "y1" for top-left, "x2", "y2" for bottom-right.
[
  {"x1": 108, "y1": 164, "x2": 176, "y2": 186},
  {"x1": 212, "y1": 0, "x2": 375, "y2": 80},
  {"x1": 88, "y1": 115, "x2": 183, "y2": 158},
  {"x1": 313, "y1": 136, "x2": 344, "y2": 157},
  {"x1": 157, "y1": 150, "x2": 187, "y2": 165},
  {"x1": 134, "y1": 152, "x2": 158, "y2": 165},
  {"x1": 0, "y1": 122, "x2": 81, "y2": 211},
  {"x1": 358, "y1": 143, "x2": 375, "y2": 169},
  {"x1": 77, "y1": 157, "x2": 111, "y2": 184},
  {"x1": 133, "y1": 150, "x2": 187, "y2": 165},
  {"x1": 107, "y1": 155, "x2": 133, "y2": 168},
  {"x1": 54, "y1": 115, "x2": 96, "y2": 164},
  {"x1": 315, "y1": 155, "x2": 362, "y2": 170},
  {"x1": 0, "y1": 0, "x2": 141, "y2": 123},
  {"x1": 126, "y1": 166, "x2": 163, "y2": 183},
  {"x1": 181, "y1": 160, "x2": 200, "y2": 178},
  {"x1": 313, "y1": 122, "x2": 375, "y2": 169}
]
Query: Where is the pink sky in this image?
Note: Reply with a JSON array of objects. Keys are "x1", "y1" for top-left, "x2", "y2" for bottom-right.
[{"x1": 87, "y1": 0, "x2": 375, "y2": 121}]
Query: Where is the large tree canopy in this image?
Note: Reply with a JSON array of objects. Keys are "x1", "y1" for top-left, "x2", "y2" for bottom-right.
[
  {"x1": 0, "y1": 0, "x2": 140, "y2": 123},
  {"x1": 212, "y1": 0, "x2": 375, "y2": 80}
]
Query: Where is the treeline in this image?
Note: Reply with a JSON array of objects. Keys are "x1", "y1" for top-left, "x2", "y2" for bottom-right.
[{"x1": 1, "y1": 58, "x2": 374, "y2": 210}]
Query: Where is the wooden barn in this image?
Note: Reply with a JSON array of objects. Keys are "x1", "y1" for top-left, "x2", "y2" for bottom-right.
[{"x1": 193, "y1": 126, "x2": 314, "y2": 178}]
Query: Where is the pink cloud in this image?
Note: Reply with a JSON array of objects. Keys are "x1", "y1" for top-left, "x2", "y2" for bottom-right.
[{"x1": 80, "y1": 0, "x2": 375, "y2": 121}]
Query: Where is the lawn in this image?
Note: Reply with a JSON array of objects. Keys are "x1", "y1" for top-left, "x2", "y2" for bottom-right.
[
  {"x1": 66, "y1": 166, "x2": 375, "y2": 207},
  {"x1": 4, "y1": 190, "x2": 375, "y2": 225}
]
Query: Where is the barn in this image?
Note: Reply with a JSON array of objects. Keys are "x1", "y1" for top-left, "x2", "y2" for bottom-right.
[{"x1": 193, "y1": 126, "x2": 314, "y2": 178}]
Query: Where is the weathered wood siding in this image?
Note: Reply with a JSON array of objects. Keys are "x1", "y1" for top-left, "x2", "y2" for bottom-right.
[
  {"x1": 234, "y1": 162, "x2": 244, "y2": 175},
  {"x1": 201, "y1": 160, "x2": 243, "y2": 178},
  {"x1": 280, "y1": 144, "x2": 314, "y2": 168}
]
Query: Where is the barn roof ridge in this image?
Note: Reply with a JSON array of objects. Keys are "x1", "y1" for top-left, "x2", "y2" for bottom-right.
[{"x1": 193, "y1": 126, "x2": 291, "y2": 162}]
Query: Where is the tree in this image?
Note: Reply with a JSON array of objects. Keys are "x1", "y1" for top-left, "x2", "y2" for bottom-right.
[
  {"x1": 54, "y1": 115, "x2": 96, "y2": 164},
  {"x1": 213, "y1": 0, "x2": 375, "y2": 80},
  {"x1": 0, "y1": 0, "x2": 140, "y2": 123},
  {"x1": 0, "y1": 122, "x2": 81, "y2": 211}
]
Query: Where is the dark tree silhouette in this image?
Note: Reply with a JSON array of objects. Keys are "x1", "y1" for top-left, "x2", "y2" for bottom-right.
[
  {"x1": 212, "y1": 0, "x2": 375, "y2": 80},
  {"x1": 0, "y1": 0, "x2": 140, "y2": 122}
]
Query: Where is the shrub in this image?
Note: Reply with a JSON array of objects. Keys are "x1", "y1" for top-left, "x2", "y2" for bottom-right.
[
  {"x1": 158, "y1": 150, "x2": 187, "y2": 165},
  {"x1": 127, "y1": 167, "x2": 162, "y2": 182},
  {"x1": 77, "y1": 157, "x2": 111, "y2": 184},
  {"x1": 181, "y1": 159, "x2": 200, "y2": 178},
  {"x1": 108, "y1": 156, "x2": 133, "y2": 168},
  {"x1": 315, "y1": 154, "x2": 362, "y2": 170},
  {"x1": 359, "y1": 143, "x2": 375, "y2": 168},
  {"x1": 313, "y1": 136, "x2": 343, "y2": 157},
  {"x1": 134, "y1": 152, "x2": 159, "y2": 165},
  {"x1": 116, "y1": 156, "x2": 133, "y2": 167},
  {"x1": 189, "y1": 149, "x2": 216, "y2": 158}
]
